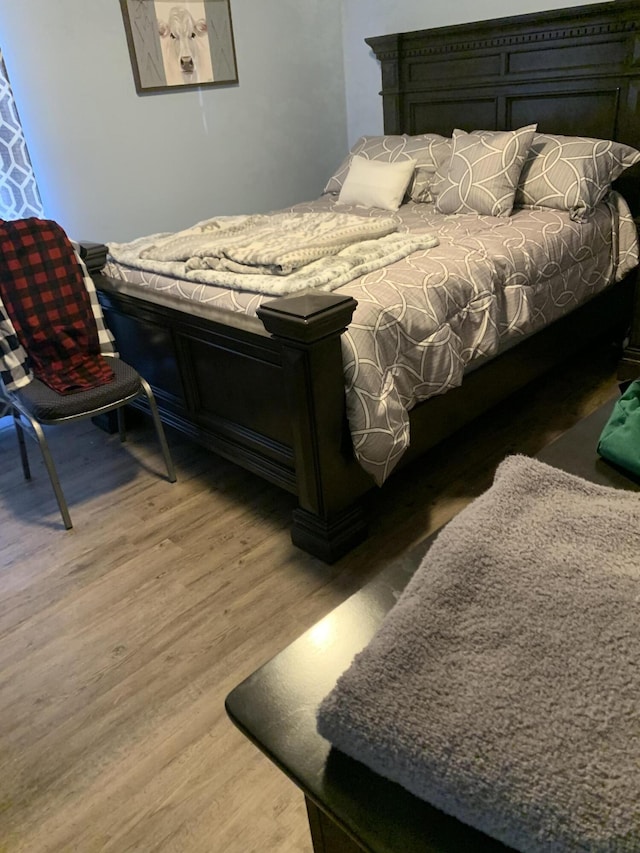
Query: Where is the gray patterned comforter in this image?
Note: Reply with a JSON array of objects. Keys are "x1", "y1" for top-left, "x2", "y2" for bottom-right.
[{"x1": 104, "y1": 192, "x2": 639, "y2": 484}]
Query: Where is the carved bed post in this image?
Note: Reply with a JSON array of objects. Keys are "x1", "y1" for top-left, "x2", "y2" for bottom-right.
[
  {"x1": 78, "y1": 242, "x2": 108, "y2": 273},
  {"x1": 258, "y1": 293, "x2": 371, "y2": 563}
]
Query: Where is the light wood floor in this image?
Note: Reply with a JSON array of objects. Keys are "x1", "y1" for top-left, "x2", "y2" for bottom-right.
[{"x1": 0, "y1": 345, "x2": 621, "y2": 853}]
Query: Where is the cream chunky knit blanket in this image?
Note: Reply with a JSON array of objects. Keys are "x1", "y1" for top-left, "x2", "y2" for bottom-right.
[{"x1": 108, "y1": 211, "x2": 439, "y2": 295}]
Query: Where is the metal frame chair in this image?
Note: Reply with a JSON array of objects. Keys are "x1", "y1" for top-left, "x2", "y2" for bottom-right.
[{"x1": 1, "y1": 356, "x2": 176, "y2": 529}]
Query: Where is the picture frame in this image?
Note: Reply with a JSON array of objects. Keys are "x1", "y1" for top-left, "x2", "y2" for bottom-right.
[{"x1": 120, "y1": 0, "x2": 238, "y2": 94}]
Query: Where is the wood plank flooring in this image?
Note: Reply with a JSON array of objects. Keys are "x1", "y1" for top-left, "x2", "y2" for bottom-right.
[{"x1": 0, "y1": 344, "x2": 622, "y2": 853}]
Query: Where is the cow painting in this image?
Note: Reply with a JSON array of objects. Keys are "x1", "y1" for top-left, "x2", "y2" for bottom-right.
[{"x1": 157, "y1": 4, "x2": 214, "y2": 86}]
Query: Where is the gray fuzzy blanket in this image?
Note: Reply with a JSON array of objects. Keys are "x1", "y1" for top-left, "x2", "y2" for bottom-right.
[{"x1": 317, "y1": 455, "x2": 640, "y2": 853}]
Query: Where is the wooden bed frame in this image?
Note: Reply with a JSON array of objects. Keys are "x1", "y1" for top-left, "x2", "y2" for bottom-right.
[{"x1": 85, "y1": 0, "x2": 640, "y2": 562}]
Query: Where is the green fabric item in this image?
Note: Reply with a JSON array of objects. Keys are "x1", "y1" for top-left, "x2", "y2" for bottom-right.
[{"x1": 597, "y1": 381, "x2": 640, "y2": 476}]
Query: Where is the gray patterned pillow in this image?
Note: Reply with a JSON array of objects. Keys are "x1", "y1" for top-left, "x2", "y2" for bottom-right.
[
  {"x1": 324, "y1": 134, "x2": 450, "y2": 202},
  {"x1": 409, "y1": 137, "x2": 453, "y2": 203},
  {"x1": 514, "y1": 133, "x2": 640, "y2": 221},
  {"x1": 434, "y1": 124, "x2": 537, "y2": 217}
]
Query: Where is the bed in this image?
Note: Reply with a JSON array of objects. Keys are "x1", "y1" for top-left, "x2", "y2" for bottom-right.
[{"x1": 84, "y1": 0, "x2": 640, "y2": 562}]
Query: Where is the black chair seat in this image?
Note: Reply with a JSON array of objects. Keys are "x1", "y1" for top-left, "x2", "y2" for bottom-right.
[
  {"x1": 2, "y1": 357, "x2": 176, "y2": 529},
  {"x1": 16, "y1": 358, "x2": 142, "y2": 421}
]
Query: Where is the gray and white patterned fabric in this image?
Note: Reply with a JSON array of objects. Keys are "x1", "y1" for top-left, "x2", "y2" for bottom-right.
[
  {"x1": 434, "y1": 125, "x2": 537, "y2": 217},
  {"x1": 324, "y1": 134, "x2": 451, "y2": 203},
  {"x1": 515, "y1": 133, "x2": 640, "y2": 221},
  {"x1": 0, "y1": 51, "x2": 44, "y2": 220},
  {"x1": 0, "y1": 243, "x2": 116, "y2": 392},
  {"x1": 467, "y1": 130, "x2": 640, "y2": 221},
  {"x1": 104, "y1": 192, "x2": 639, "y2": 485}
]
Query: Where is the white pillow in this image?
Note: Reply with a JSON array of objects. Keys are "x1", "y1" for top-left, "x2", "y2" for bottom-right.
[
  {"x1": 338, "y1": 155, "x2": 416, "y2": 211},
  {"x1": 324, "y1": 134, "x2": 450, "y2": 202}
]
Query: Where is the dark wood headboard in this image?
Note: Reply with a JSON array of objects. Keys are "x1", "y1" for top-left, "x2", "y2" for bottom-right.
[{"x1": 366, "y1": 0, "x2": 640, "y2": 214}]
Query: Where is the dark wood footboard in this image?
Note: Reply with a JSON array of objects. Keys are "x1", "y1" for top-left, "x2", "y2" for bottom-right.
[
  {"x1": 82, "y1": 244, "x2": 372, "y2": 562},
  {"x1": 83, "y1": 239, "x2": 635, "y2": 563}
]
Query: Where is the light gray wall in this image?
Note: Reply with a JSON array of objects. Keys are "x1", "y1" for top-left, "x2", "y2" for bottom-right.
[
  {"x1": 342, "y1": 0, "x2": 605, "y2": 145},
  {"x1": 1, "y1": 1, "x2": 607, "y2": 243},
  {"x1": 1, "y1": 0, "x2": 347, "y2": 242}
]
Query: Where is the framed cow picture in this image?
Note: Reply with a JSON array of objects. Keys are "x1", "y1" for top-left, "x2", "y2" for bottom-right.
[{"x1": 120, "y1": 0, "x2": 238, "y2": 93}]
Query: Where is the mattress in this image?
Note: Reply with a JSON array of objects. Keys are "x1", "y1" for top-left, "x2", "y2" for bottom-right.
[{"x1": 103, "y1": 192, "x2": 639, "y2": 485}]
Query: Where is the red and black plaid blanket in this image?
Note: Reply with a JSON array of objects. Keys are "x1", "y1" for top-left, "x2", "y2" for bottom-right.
[{"x1": 0, "y1": 218, "x2": 114, "y2": 394}]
